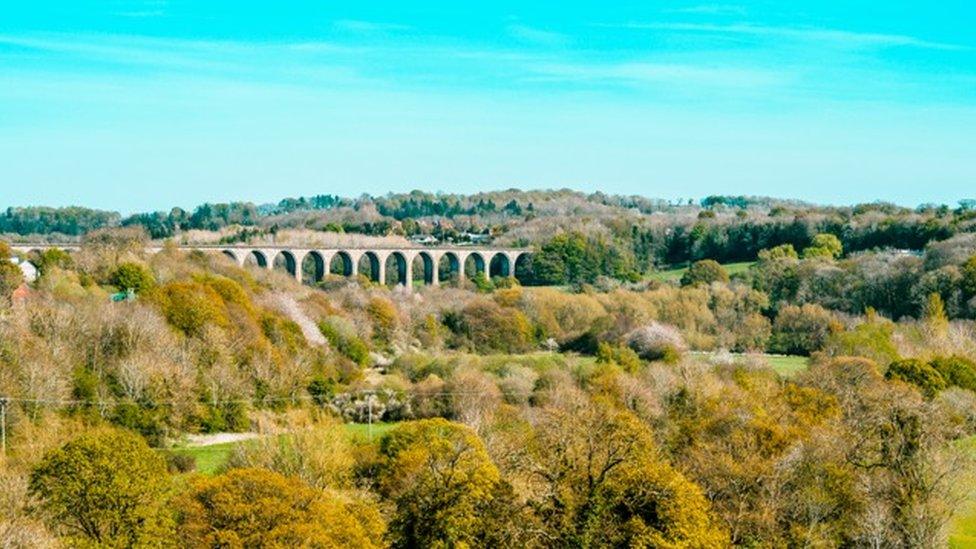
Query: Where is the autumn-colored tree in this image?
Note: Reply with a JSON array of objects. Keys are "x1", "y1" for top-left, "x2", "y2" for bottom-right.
[
  {"x1": 178, "y1": 468, "x2": 385, "y2": 548},
  {"x1": 29, "y1": 428, "x2": 175, "y2": 546},
  {"x1": 377, "y1": 419, "x2": 522, "y2": 548},
  {"x1": 150, "y1": 280, "x2": 228, "y2": 336},
  {"x1": 529, "y1": 396, "x2": 726, "y2": 547}
]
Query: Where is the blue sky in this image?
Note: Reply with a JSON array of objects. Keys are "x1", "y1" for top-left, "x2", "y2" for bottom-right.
[{"x1": 1, "y1": 1, "x2": 974, "y2": 213}]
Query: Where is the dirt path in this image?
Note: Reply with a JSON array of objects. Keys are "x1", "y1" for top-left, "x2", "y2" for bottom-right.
[{"x1": 183, "y1": 432, "x2": 259, "y2": 446}]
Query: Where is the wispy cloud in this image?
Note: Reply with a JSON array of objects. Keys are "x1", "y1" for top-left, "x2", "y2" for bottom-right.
[
  {"x1": 112, "y1": 0, "x2": 167, "y2": 18},
  {"x1": 615, "y1": 22, "x2": 967, "y2": 51},
  {"x1": 507, "y1": 24, "x2": 568, "y2": 46},
  {"x1": 333, "y1": 19, "x2": 412, "y2": 33},
  {"x1": 663, "y1": 4, "x2": 746, "y2": 16},
  {"x1": 528, "y1": 61, "x2": 785, "y2": 89}
]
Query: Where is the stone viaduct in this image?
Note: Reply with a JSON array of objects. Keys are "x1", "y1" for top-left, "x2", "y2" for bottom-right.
[{"x1": 9, "y1": 243, "x2": 531, "y2": 288}]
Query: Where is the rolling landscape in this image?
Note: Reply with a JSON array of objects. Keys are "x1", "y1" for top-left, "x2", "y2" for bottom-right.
[{"x1": 3, "y1": 1, "x2": 975, "y2": 547}]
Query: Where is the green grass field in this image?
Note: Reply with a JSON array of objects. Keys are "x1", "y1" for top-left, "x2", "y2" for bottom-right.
[
  {"x1": 647, "y1": 261, "x2": 755, "y2": 283},
  {"x1": 950, "y1": 435, "x2": 976, "y2": 548},
  {"x1": 763, "y1": 354, "x2": 810, "y2": 377},
  {"x1": 168, "y1": 422, "x2": 396, "y2": 475}
]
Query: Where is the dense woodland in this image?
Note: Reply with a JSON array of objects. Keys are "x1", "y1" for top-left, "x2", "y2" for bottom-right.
[{"x1": 2, "y1": 193, "x2": 976, "y2": 546}]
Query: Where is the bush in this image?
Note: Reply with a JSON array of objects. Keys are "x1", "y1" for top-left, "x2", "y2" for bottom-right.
[
  {"x1": 930, "y1": 356, "x2": 976, "y2": 392},
  {"x1": 626, "y1": 322, "x2": 686, "y2": 363},
  {"x1": 886, "y1": 358, "x2": 947, "y2": 398},
  {"x1": 29, "y1": 428, "x2": 174, "y2": 546},
  {"x1": 319, "y1": 318, "x2": 371, "y2": 366},
  {"x1": 164, "y1": 451, "x2": 198, "y2": 474},
  {"x1": 680, "y1": 259, "x2": 729, "y2": 287}
]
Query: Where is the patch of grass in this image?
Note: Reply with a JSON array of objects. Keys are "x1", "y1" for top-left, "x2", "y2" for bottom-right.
[
  {"x1": 344, "y1": 422, "x2": 396, "y2": 441},
  {"x1": 950, "y1": 435, "x2": 976, "y2": 548},
  {"x1": 170, "y1": 441, "x2": 237, "y2": 475},
  {"x1": 694, "y1": 352, "x2": 809, "y2": 377},
  {"x1": 763, "y1": 354, "x2": 810, "y2": 377},
  {"x1": 167, "y1": 423, "x2": 399, "y2": 475},
  {"x1": 647, "y1": 261, "x2": 755, "y2": 283}
]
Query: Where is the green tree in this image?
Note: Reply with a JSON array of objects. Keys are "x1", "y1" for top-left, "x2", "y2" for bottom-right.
[
  {"x1": 803, "y1": 233, "x2": 843, "y2": 259},
  {"x1": 681, "y1": 259, "x2": 730, "y2": 287},
  {"x1": 962, "y1": 255, "x2": 976, "y2": 298},
  {"x1": 111, "y1": 262, "x2": 156, "y2": 293},
  {"x1": 377, "y1": 419, "x2": 511, "y2": 548},
  {"x1": 178, "y1": 468, "x2": 384, "y2": 548},
  {"x1": 759, "y1": 243, "x2": 799, "y2": 261},
  {"x1": 29, "y1": 428, "x2": 174, "y2": 546}
]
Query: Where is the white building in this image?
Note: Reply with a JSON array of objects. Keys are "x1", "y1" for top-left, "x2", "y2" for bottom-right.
[{"x1": 10, "y1": 257, "x2": 38, "y2": 283}]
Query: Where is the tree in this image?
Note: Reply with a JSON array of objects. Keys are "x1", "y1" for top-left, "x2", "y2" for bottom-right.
[
  {"x1": 178, "y1": 468, "x2": 384, "y2": 548},
  {"x1": 377, "y1": 419, "x2": 514, "y2": 548},
  {"x1": 111, "y1": 262, "x2": 156, "y2": 294},
  {"x1": 150, "y1": 281, "x2": 228, "y2": 336},
  {"x1": 29, "y1": 428, "x2": 174, "y2": 546},
  {"x1": 681, "y1": 259, "x2": 729, "y2": 287},
  {"x1": 770, "y1": 303, "x2": 836, "y2": 355},
  {"x1": 922, "y1": 292, "x2": 949, "y2": 336},
  {"x1": 962, "y1": 255, "x2": 976, "y2": 298},
  {"x1": 0, "y1": 242, "x2": 24, "y2": 304},
  {"x1": 759, "y1": 243, "x2": 799, "y2": 261},
  {"x1": 803, "y1": 233, "x2": 843, "y2": 259},
  {"x1": 529, "y1": 397, "x2": 726, "y2": 547}
]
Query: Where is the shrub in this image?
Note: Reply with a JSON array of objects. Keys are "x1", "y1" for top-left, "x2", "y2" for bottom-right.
[
  {"x1": 930, "y1": 356, "x2": 976, "y2": 392},
  {"x1": 626, "y1": 322, "x2": 686, "y2": 363},
  {"x1": 319, "y1": 318, "x2": 370, "y2": 366},
  {"x1": 886, "y1": 359, "x2": 947, "y2": 398},
  {"x1": 596, "y1": 341, "x2": 643, "y2": 373},
  {"x1": 681, "y1": 259, "x2": 729, "y2": 287},
  {"x1": 29, "y1": 428, "x2": 174, "y2": 546},
  {"x1": 164, "y1": 451, "x2": 197, "y2": 474}
]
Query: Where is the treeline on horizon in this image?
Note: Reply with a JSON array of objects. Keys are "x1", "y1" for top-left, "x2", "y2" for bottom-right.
[{"x1": 5, "y1": 190, "x2": 976, "y2": 319}]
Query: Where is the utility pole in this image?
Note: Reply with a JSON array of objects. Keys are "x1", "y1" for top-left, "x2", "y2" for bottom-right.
[
  {"x1": 0, "y1": 396, "x2": 7, "y2": 455},
  {"x1": 365, "y1": 391, "x2": 375, "y2": 442}
]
